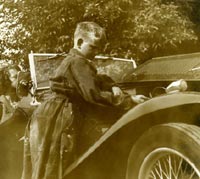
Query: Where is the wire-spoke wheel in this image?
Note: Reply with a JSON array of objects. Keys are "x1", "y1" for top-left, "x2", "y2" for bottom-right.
[
  {"x1": 140, "y1": 148, "x2": 200, "y2": 179},
  {"x1": 126, "y1": 123, "x2": 200, "y2": 179}
]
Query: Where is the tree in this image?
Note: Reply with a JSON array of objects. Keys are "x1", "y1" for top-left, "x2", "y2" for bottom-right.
[
  {"x1": 127, "y1": 0, "x2": 198, "y2": 62},
  {"x1": 0, "y1": 2, "x2": 29, "y2": 64},
  {"x1": 0, "y1": 0, "x2": 199, "y2": 65}
]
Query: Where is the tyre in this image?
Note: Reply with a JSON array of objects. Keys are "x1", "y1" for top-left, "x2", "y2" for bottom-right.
[
  {"x1": 0, "y1": 102, "x2": 3, "y2": 120},
  {"x1": 126, "y1": 123, "x2": 200, "y2": 179}
]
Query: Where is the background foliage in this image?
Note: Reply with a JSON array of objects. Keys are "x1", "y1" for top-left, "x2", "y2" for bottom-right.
[{"x1": 0, "y1": 0, "x2": 200, "y2": 66}]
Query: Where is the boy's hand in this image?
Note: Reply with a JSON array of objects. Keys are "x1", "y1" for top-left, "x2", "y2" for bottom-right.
[
  {"x1": 131, "y1": 95, "x2": 149, "y2": 104},
  {"x1": 112, "y1": 86, "x2": 123, "y2": 97}
]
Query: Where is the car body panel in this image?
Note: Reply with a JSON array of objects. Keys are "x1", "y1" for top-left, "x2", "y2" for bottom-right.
[{"x1": 64, "y1": 92, "x2": 200, "y2": 178}]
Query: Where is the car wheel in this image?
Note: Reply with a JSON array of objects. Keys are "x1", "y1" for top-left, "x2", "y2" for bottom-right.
[
  {"x1": 126, "y1": 123, "x2": 200, "y2": 179},
  {"x1": 0, "y1": 102, "x2": 3, "y2": 120}
]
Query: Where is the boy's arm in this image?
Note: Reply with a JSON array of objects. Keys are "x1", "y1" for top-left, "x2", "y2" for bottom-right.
[
  {"x1": 71, "y1": 59, "x2": 118, "y2": 106},
  {"x1": 96, "y1": 74, "x2": 116, "y2": 91},
  {"x1": 71, "y1": 59, "x2": 147, "y2": 109}
]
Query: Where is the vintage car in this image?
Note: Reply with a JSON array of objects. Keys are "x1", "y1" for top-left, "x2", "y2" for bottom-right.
[{"x1": 1, "y1": 52, "x2": 200, "y2": 179}]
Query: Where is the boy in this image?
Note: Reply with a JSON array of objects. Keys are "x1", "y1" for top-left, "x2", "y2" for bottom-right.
[{"x1": 22, "y1": 21, "x2": 145, "y2": 179}]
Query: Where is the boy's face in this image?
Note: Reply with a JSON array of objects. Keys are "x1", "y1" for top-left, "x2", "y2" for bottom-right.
[{"x1": 79, "y1": 39, "x2": 101, "y2": 59}]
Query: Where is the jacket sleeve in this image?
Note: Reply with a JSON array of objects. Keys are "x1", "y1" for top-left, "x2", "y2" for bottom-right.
[
  {"x1": 70, "y1": 59, "x2": 116, "y2": 106},
  {"x1": 96, "y1": 74, "x2": 116, "y2": 91}
]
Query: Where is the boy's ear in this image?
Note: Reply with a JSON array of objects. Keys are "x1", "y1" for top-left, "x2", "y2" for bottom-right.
[{"x1": 77, "y1": 38, "x2": 83, "y2": 49}]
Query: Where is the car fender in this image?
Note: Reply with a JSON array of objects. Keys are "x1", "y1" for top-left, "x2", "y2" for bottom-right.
[{"x1": 64, "y1": 92, "x2": 200, "y2": 177}]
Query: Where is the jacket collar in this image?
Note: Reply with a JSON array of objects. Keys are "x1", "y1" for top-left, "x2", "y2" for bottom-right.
[{"x1": 69, "y1": 48, "x2": 96, "y2": 67}]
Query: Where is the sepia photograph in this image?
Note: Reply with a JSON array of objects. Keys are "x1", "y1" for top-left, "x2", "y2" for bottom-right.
[{"x1": 1, "y1": 0, "x2": 200, "y2": 179}]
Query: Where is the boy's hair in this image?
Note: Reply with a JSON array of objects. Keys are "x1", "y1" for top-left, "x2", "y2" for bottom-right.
[{"x1": 74, "y1": 21, "x2": 107, "y2": 47}]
